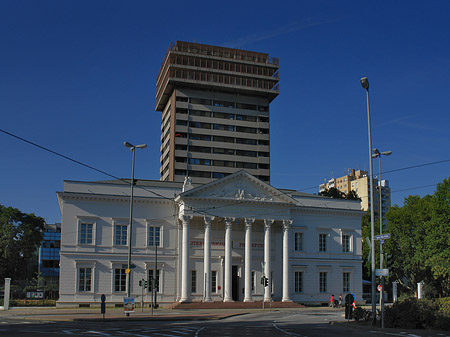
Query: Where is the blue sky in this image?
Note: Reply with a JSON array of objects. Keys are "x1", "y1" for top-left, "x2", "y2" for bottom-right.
[{"x1": 1, "y1": 0, "x2": 450, "y2": 224}]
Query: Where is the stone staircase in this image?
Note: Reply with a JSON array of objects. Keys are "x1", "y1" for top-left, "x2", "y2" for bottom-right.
[{"x1": 171, "y1": 301, "x2": 305, "y2": 309}]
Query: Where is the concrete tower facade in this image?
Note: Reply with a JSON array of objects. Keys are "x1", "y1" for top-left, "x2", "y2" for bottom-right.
[{"x1": 156, "y1": 41, "x2": 279, "y2": 184}]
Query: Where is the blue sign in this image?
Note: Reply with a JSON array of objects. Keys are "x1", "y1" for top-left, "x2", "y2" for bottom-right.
[{"x1": 375, "y1": 233, "x2": 390, "y2": 240}]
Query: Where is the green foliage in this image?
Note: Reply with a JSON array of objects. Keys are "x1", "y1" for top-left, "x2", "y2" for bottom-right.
[
  {"x1": 0, "y1": 204, "x2": 45, "y2": 281},
  {"x1": 438, "y1": 297, "x2": 450, "y2": 316},
  {"x1": 385, "y1": 297, "x2": 450, "y2": 330},
  {"x1": 385, "y1": 298, "x2": 437, "y2": 329},
  {"x1": 367, "y1": 177, "x2": 450, "y2": 298},
  {"x1": 319, "y1": 187, "x2": 361, "y2": 200}
]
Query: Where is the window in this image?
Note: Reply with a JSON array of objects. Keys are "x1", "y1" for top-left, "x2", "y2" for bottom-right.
[
  {"x1": 188, "y1": 158, "x2": 211, "y2": 166},
  {"x1": 342, "y1": 235, "x2": 350, "y2": 252},
  {"x1": 115, "y1": 225, "x2": 127, "y2": 246},
  {"x1": 251, "y1": 271, "x2": 255, "y2": 292},
  {"x1": 236, "y1": 162, "x2": 257, "y2": 169},
  {"x1": 343, "y1": 272, "x2": 351, "y2": 292},
  {"x1": 114, "y1": 268, "x2": 126, "y2": 292},
  {"x1": 213, "y1": 147, "x2": 234, "y2": 155},
  {"x1": 294, "y1": 271, "x2": 303, "y2": 293},
  {"x1": 148, "y1": 269, "x2": 160, "y2": 292},
  {"x1": 191, "y1": 270, "x2": 197, "y2": 293},
  {"x1": 319, "y1": 272, "x2": 327, "y2": 293},
  {"x1": 78, "y1": 268, "x2": 91, "y2": 292},
  {"x1": 294, "y1": 233, "x2": 303, "y2": 251},
  {"x1": 319, "y1": 234, "x2": 327, "y2": 252},
  {"x1": 80, "y1": 223, "x2": 93, "y2": 244},
  {"x1": 212, "y1": 271, "x2": 217, "y2": 293},
  {"x1": 148, "y1": 226, "x2": 161, "y2": 246}
]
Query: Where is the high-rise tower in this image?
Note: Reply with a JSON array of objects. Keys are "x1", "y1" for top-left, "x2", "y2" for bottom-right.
[{"x1": 156, "y1": 41, "x2": 279, "y2": 183}]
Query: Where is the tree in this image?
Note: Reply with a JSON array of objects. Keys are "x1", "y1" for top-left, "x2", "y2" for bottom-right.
[
  {"x1": 379, "y1": 177, "x2": 450, "y2": 298},
  {"x1": 0, "y1": 204, "x2": 45, "y2": 281},
  {"x1": 319, "y1": 187, "x2": 361, "y2": 200}
]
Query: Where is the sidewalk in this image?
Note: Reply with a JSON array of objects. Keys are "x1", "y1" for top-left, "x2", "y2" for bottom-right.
[{"x1": 0, "y1": 306, "x2": 252, "y2": 322}]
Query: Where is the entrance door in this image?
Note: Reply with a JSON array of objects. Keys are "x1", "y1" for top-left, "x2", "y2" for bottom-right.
[{"x1": 232, "y1": 265, "x2": 239, "y2": 301}]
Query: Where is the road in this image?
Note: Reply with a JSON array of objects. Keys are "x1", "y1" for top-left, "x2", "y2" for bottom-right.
[{"x1": 1, "y1": 309, "x2": 449, "y2": 337}]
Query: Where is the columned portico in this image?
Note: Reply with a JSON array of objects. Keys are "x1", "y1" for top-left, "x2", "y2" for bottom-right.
[
  {"x1": 264, "y1": 219, "x2": 274, "y2": 302},
  {"x1": 203, "y1": 216, "x2": 214, "y2": 302},
  {"x1": 282, "y1": 219, "x2": 293, "y2": 302},
  {"x1": 243, "y1": 218, "x2": 255, "y2": 302},
  {"x1": 180, "y1": 215, "x2": 192, "y2": 302},
  {"x1": 223, "y1": 217, "x2": 235, "y2": 302}
]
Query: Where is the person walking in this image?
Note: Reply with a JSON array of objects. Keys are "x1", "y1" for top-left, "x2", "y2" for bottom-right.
[{"x1": 329, "y1": 294, "x2": 335, "y2": 308}]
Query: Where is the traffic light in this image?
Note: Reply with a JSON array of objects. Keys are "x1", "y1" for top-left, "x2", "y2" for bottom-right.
[
  {"x1": 139, "y1": 279, "x2": 148, "y2": 289},
  {"x1": 385, "y1": 253, "x2": 392, "y2": 269},
  {"x1": 264, "y1": 277, "x2": 269, "y2": 287}
]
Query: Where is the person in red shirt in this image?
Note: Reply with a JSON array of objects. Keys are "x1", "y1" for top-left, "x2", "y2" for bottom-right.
[{"x1": 330, "y1": 294, "x2": 335, "y2": 307}]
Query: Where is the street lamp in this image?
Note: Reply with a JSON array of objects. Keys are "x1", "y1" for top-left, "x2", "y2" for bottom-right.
[
  {"x1": 360, "y1": 76, "x2": 376, "y2": 322},
  {"x1": 372, "y1": 148, "x2": 392, "y2": 328},
  {"x1": 124, "y1": 141, "x2": 147, "y2": 299}
]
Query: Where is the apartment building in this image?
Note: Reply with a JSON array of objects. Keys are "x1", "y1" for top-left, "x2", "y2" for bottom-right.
[
  {"x1": 319, "y1": 169, "x2": 391, "y2": 223},
  {"x1": 156, "y1": 41, "x2": 279, "y2": 184}
]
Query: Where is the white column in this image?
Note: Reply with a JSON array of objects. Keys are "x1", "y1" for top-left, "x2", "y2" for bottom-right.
[
  {"x1": 244, "y1": 218, "x2": 255, "y2": 302},
  {"x1": 264, "y1": 219, "x2": 274, "y2": 302},
  {"x1": 180, "y1": 215, "x2": 192, "y2": 302},
  {"x1": 224, "y1": 217, "x2": 235, "y2": 302},
  {"x1": 203, "y1": 216, "x2": 214, "y2": 302},
  {"x1": 282, "y1": 219, "x2": 293, "y2": 302}
]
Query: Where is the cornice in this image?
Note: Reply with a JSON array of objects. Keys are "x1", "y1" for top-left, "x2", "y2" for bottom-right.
[{"x1": 58, "y1": 191, "x2": 173, "y2": 205}]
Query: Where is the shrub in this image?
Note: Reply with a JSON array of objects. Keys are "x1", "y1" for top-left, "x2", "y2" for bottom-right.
[
  {"x1": 438, "y1": 297, "x2": 450, "y2": 317},
  {"x1": 385, "y1": 297, "x2": 437, "y2": 329}
]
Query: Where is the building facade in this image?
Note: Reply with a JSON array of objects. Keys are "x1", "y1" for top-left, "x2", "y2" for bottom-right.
[
  {"x1": 57, "y1": 171, "x2": 363, "y2": 307},
  {"x1": 38, "y1": 223, "x2": 61, "y2": 285},
  {"x1": 156, "y1": 41, "x2": 279, "y2": 184},
  {"x1": 319, "y1": 169, "x2": 391, "y2": 223}
]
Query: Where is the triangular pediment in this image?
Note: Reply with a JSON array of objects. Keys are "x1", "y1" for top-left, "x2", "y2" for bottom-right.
[{"x1": 178, "y1": 170, "x2": 297, "y2": 204}]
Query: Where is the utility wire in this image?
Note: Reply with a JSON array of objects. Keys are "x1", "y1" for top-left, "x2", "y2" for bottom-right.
[{"x1": 1, "y1": 128, "x2": 447, "y2": 217}]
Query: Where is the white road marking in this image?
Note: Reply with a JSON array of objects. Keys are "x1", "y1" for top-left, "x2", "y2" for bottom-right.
[
  {"x1": 116, "y1": 331, "x2": 150, "y2": 337},
  {"x1": 86, "y1": 331, "x2": 112, "y2": 336},
  {"x1": 194, "y1": 327, "x2": 204, "y2": 337},
  {"x1": 273, "y1": 323, "x2": 301, "y2": 336},
  {"x1": 62, "y1": 330, "x2": 74, "y2": 335}
]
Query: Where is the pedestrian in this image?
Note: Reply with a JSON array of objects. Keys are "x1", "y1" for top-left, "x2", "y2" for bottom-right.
[
  {"x1": 338, "y1": 294, "x2": 343, "y2": 308},
  {"x1": 330, "y1": 294, "x2": 334, "y2": 308}
]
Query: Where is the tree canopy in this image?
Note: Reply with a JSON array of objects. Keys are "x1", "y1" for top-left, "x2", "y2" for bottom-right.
[
  {"x1": 319, "y1": 187, "x2": 361, "y2": 200},
  {"x1": 0, "y1": 204, "x2": 45, "y2": 281},
  {"x1": 362, "y1": 177, "x2": 450, "y2": 298}
]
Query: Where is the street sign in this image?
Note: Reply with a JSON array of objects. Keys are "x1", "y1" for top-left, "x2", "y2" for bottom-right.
[
  {"x1": 375, "y1": 233, "x2": 390, "y2": 240},
  {"x1": 376, "y1": 268, "x2": 389, "y2": 276},
  {"x1": 378, "y1": 284, "x2": 383, "y2": 292}
]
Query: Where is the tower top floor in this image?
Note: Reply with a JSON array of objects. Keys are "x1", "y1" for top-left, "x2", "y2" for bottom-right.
[{"x1": 156, "y1": 41, "x2": 279, "y2": 111}]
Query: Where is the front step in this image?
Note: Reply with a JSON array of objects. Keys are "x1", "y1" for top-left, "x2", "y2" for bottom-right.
[{"x1": 171, "y1": 301, "x2": 305, "y2": 309}]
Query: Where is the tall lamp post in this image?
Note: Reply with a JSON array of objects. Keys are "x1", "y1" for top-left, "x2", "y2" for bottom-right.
[
  {"x1": 360, "y1": 77, "x2": 376, "y2": 322},
  {"x1": 372, "y1": 148, "x2": 392, "y2": 328},
  {"x1": 124, "y1": 141, "x2": 147, "y2": 299}
]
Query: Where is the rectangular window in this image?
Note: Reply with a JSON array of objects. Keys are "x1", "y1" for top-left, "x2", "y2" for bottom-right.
[
  {"x1": 251, "y1": 271, "x2": 255, "y2": 292},
  {"x1": 342, "y1": 234, "x2": 350, "y2": 252},
  {"x1": 294, "y1": 233, "x2": 303, "y2": 251},
  {"x1": 80, "y1": 223, "x2": 93, "y2": 244},
  {"x1": 115, "y1": 225, "x2": 127, "y2": 245},
  {"x1": 148, "y1": 269, "x2": 160, "y2": 292},
  {"x1": 319, "y1": 272, "x2": 327, "y2": 293},
  {"x1": 148, "y1": 226, "x2": 161, "y2": 246},
  {"x1": 78, "y1": 268, "x2": 91, "y2": 292},
  {"x1": 319, "y1": 234, "x2": 327, "y2": 252},
  {"x1": 343, "y1": 272, "x2": 351, "y2": 292},
  {"x1": 211, "y1": 271, "x2": 217, "y2": 293},
  {"x1": 114, "y1": 268, "x2": 126, "y2": 292},
  {"x1": 294, "y1": 271, "x2": 303, "y2": 293},
  {"x1": 191, "y1": 270, "x2": 197, "y2": 293}
]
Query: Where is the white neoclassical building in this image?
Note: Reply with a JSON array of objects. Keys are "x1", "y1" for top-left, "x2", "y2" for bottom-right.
[{"x1": 57, "y1": 170, "x2": 363, "y2": 307}]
